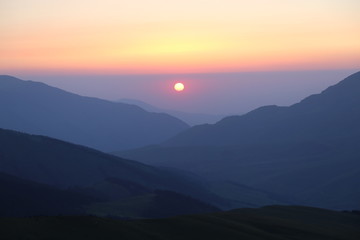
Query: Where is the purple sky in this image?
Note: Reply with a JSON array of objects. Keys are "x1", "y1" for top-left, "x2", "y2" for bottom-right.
[{"x1": 17, "y1": 69, "x2": 356, "y2": 115}]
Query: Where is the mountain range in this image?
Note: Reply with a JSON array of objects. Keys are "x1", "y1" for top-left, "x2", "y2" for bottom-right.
[
  {"x1": 116, "y1": 71, "x2": 360, "y2": 210},
  {"x1": 0, "y1": 75, "x2": 189, "y2": 151},
  {"x1": 0, "y1": 127, "x2": 228, "y2": 218},
  {"x1": 118, "y1": 98, "x2": 226, "y2": 125},
  {"x1": 164, "y1": 71, "x2": 360, "y2": 146},
  {"x1": 1, "y1": 72, "x2": 359, "y2": 237}
]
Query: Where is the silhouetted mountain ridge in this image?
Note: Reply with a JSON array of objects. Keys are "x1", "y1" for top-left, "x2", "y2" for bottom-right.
[
  {"x1": 118, "y1": 98, "x2": 226, "y2": 125},
  {"x1": 117, "y1": 71, "x2": 360, "y2": 210},
  {"x1": 0, "y1": 127, "x2": 228, "y2": 210},
  {"x1": 164, "y1": 71, "x2": 360, "y2": 146},
  {"x1": 0, "y1": 75, "x2": 189, "y2": 151}
]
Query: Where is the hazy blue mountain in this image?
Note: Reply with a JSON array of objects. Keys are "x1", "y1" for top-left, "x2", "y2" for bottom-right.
[
  {"x1": 0, "y1": 75, "x2": 189, "y2": 151},
  {"x1": 119, "y1": 142, "x2": 360, "y2": 210},
  {"x1": 1, "y1": 206, "x2": 359, "y2": 240},
  {"x1": 116, "y1": 71, "x2": 360, "y2": 210},
  {"x1": 164, "y1": 71, "x2": 360, "y2": 147},
  {"x1": 118, "y1": 98, "x2": 226, "y2": 125}
]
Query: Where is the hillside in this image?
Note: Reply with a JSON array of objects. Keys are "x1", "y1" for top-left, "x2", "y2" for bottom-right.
[
  {"x1": 117, "y1": 72, "x2": 360, "y2": 210},
  {"x1": 0, "y1": 172, "x2": 95, "y2": 217},
  {"x1": 0, "y1": 75, "x2": 189, "y2": 151},
  {"x1": 1, "y1": 206, "x2": 359, "y2": 240},
  {"x1": 118, "y1": 98, "x2": 225, "y2": 125},
  {"x1": 119, "y1": 142, "x2": 360, "y2": 210},
  {"x1": 0, "y1": 128, "x2": 227, "y2": 212},
  {"x1": 164, "y1": 71, "x2": 360, "y2": 147},
  {"x1": 0, "y1": 171, "x2": 220, "y2": 218}
]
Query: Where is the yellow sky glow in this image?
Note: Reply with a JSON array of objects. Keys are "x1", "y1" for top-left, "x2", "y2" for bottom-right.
[{"x1": 1, "y1": 0, "x2": 359, "y2": 74}]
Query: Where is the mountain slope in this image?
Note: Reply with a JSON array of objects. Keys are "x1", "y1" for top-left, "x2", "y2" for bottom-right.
[
  {"x1": 164, "y1": 71, "x2": 360, "y2": 146},
  {"x1": 118, "y1": 98, "x2": 226, "y2": 125},
  {"x1": 0, "y1": 128, "x2": 226, "y2": 209},
  {"x1": 118, "y1": 142, "x2": 360, "y2": 209},
  {"x1": 1, "y1": 206, "x2": 359, "y2": 240},
  {"x1": 0, "y1": 172, "x2": 95, "y2": 217},
  {"x1": 117, "y1": 72, "x2": 360, "y2": 210},
  {"x1": 0, "y1": 75, "x2": 189, "y2": 151},
  {"x1": 86, "y1": 189, "x2": 220, "y2": 219},
  {"x1": 0, "y1": 171, "x2": 219, "y2": 218}
]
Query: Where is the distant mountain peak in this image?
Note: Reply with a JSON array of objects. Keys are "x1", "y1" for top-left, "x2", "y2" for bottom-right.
[
  {"x1": 163, "y1": 71, "x2": 360, "y2": 147},
  {"x1": 0, "y1": 74, "x2": 20, "y2": 80},
  {"x1": 296, "y1": 70, "x2": 360, "y2": 108},
  {"x1": 0, "y1": 75, "x2": 189, "y2": 151},
  {"x1": 0, "y1": 75, "x2": 23, "y2": 84},
  {"x1": 321, "y1": 71, "x2": 360, "y2": 92}
]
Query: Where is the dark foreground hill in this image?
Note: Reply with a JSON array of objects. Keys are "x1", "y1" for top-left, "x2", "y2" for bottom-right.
[
  {"x1": 0, "y1": 128, "x2": 190, "y2": 191},
  {"x1": 1, "y1": 206, "x2": 359, "y2": 240},
  {"x1": 117, "y1": 72, "x2": 360, "y2": 210},
  {"x1": 0, "y1": 75, "x2": 189, "y2": 151},
  {"x1": 0, "y1": 172, "x2": 95, "y2": 217},
  {"x1": 0, "y1": 171, "x2": 219, "y2": 218},
  {"x1": 0, "y1": 128, "x2": 226, "y2": 217},
  {"x1": 0, "y1": 127, "x2": 289, "y2": 210}
]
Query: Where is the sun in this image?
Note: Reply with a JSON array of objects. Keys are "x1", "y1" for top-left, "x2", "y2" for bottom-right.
[{"x1": 174, "y1": 82, "x2": 185, "y2": 92}]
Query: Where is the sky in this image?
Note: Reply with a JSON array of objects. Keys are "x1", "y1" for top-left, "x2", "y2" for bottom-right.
[
  {"x1": 22, "y1": 70, "x2": 355, "y2": 115},
  {"x1": 1, "y1": 1, "x2": 359, "y2": 114},
  {"x1": 1, "y1": 0, "x2": 359, "y2": 74}
]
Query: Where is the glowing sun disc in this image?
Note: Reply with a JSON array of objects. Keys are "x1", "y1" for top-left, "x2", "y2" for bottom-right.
[{"x1": 174, "y1": 82, "x2": 185, "y2": 92}]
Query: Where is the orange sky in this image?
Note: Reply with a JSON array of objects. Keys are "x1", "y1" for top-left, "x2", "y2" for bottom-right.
[{"x1": 1, "y1": 0, "x2": 359, "y2": 74}]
